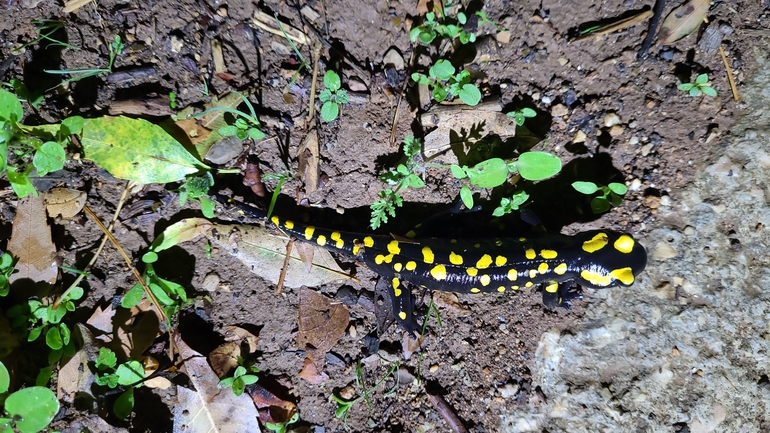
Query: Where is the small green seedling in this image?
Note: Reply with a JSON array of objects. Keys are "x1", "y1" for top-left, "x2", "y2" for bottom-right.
[
  {"x1": 319, "y1": 70, "x2": 349, "y2": 122},
  {"x1": 412, "y1": 59, "x2": 481, "y2": 106},
  {"x1": 572, "y1": 181, "x2": 628, "y2": 213},
  {"x1": 94, "y1": 347, "x2": 144, "y2": 419},
  {"x1": 370, "y1": 136, "x2": 425, "y2": 229},
  {"x1": 410, "y1": 11, "x2": 477, "y2": 45},
  {"x1": 451, "y1": 151, "x2": 562, "y2": 210},
  {"x1": 195, "y1": 91, "x2": 265, "y2": 141},
  {"x1": 44, "y1": 35, "x2": 124, "y2": 85},
  {"x1": 677, "y1": 73, "x2": 717, "y2": 97},
  {"x1": 333, "y1": 361, "x2": 400, "y2": 423},
  {"x1": 124, "y1": 255, "x2": 189, "y2": 325},
  {"x1": 218, "y1": 363, "x2": 259, "y2": 397},
  {"x1": 169, "y1": 92, "x2": 178, "y2": 109},
  {"x1": 0, "y1": 361, "x2": 59, "y2": 433},
  {"x1": 178, "y1": 172, "x2": 215, "y2": 218},
  {"x1": 492, "y1": 191, "x2": 530, "y2": 217},
  {"x1": 506, "y1": 107, "x2": 537, "y2": 126},
  {"x1": 15, "y1": 19, "x2": 78, "y2": 52},
  {"x1": 265, "y1": 412, "x2": 300, "y2": 433},
  {"x1": 0, "y1": 252, "x2": 15, "y2": 297}
]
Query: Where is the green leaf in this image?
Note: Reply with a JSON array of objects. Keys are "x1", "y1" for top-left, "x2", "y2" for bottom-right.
[
  {"x1": 608, "y1": 182, "x2": 627, "y2": 195},
  {"x1": 521, "y1": 107, "x2": 537, "y2": 118},
  {"x1": 515, "y1": 152, "x2": 562, "y2": 181},
  {"x1": 429, "y1": 60, "x2": 455, "y2": 81},
  {"x1": 60, "y1": 116, "x2": 84, "y2": 136},
  {"x1": 695, "y1": 73, "x2": 709, "y2": 85},
  {"x1": 320, "y1": 101, "x2": 339, "y2": 122},
  {"x1": 121, "y1": 283, "x2": 144, "y2": 308},
  {"x1": 457, "y1": 12, "x2": 467, "y2": 24},
  {"x1": 7, "y1": 168, "x2": 37, "y2": 198},
  {"x1": 591, "y1": 196, "x2": 611, "y2": 213},
  {"x1": 458, "y1": 84, "x2": 481, "y2": 106},
  {"x1": 241, "y1": 375, "x2": 259, "y2": 385},
  {"x1": 67, "y1": 286, "x2": 84, "y2": 301},
  {"x1": 142, "y1": 251, "x2": 158, "y2": 264},
  {"x1": 406, "y1": 174, "x2": 425, "y2": 188},
  {"x1": 409, "y1": 27, "x2": 423, "y2": 43},
  {"x1": 232, "y1": 379, "x2": 245, "y2": 396},
  {"x1": 467, "y1": 158, "x2": 508, "y2": 188},
  {"x1": 116, "y1": 360, "x2": 144, "y2": 386},
  {"x1": 418, "y1": 30, "x2": 436, "y2": 45},
  {"x1": 0, "y1": 89, "x2": 23, "y2": 122},
  {"x1": 150, "y1": 217, "x2": 212, "y2": 253},
  {"x1": 149, "y1": 282, "x2": 175, "y2": 306},
  {"x1": 218, "y1": 377, "x2": 235, "y2": 388},
  {"x1": 218, "y1": 125, "x2": 238, "y2": 136},
  {"x1": 96, "y1": 347, "x2": 118, "y2": 369},
  {"x1": 45, "y1": 327, "x2": 63, "y2": 350},
  {"x1": 81, "y1": 116, "x2": 208, "y2": 184},
  {"x1": 677, "y1": 83, "x2": 694, "y2": 91},
  {"x1": 689, "y1": 87, "x2": 702, "y2": 97},
  {"x1": 572, "y1": 181, "x2": 599, "y2": 194},
  {"x1": 335, "y1": 90, "x2": 350, "y2": 105},
  {"x1": 200, "y1": 195, "x2": 215, "y2": 218},
  {"x1": 0, "y1": 361, "x2": 9, "y2": 393},
  {"x1": 33, "y1": 141, "x2": 66, "y2": 176},
  {"x1": 450, "y1": 164, "x2": 466, "y2": 179},
  {"x1": 114, "y1": 388, "x2": 134, "y2": 419},
  {"x1": 59, "y1": 323, "x2": 71, "y2": 345},
  {"x1": 432, "y1": 86, "x2": 448, "y2": 102},
  {"x1": 4, "y1": 387, "x2": 59, "y2": 433},
  {"x1": 28, "y1": 326, "x2": 43, "y2": 342},
  {"x1": 247, "y1": 128, "x2": 265, "y2": 140},
  {"x1": 702, "y1": 86, "x2": 718, "y2": 97},
  {"x1": 324, "y1": 70, "x2": 341, "y2": 92},
  {"x1": 459, "y1": 185, "x2": 474, "y2": 209},
  {"x1": 607, "y1": 191, "x2": 623, "y2": 207}
]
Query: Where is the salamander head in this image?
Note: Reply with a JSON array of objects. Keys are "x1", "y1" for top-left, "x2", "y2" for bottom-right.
[{"x1": 573, "y1": 230, "x2": 647, "y2": 289}]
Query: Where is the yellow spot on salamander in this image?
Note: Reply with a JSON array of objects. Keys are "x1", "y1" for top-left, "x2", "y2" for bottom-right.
[
  {"x1": 430, "y1": 264, "x2": 447, "y2": 280},
  {"x1": 316, "y1": 235, "x2": 327, "y2": 246},
  {"x1": 480, "y1": 275, "x2": 491, "y2": 286},
  {"x1": 495, "y1": 256, "x2": 507, "y2": 266},
  {"x1": 545, "y1": 282, "x2": 559, "y2": 293},
  {"x1": 392, "y1": 278, "x2": 402, "y2": 297},
  {"x1": 394, "y1": 263, "x2": 403, "y2": 272},
  {"x1": 497, "y1": 286, "x2": 506, "y2": 293},
  {"x1": 375, "y1": 254, "x2": 385, "y2": 265},
  {"x1": 540, "y1": 249, "x2": 558, "y2": 259},
  {"x1": 511, "y1": 285, "x2": 519, "y2": 290},
  {"x1": 614, "y1": 235, "x2": 636, "y2": 254},
  {"x1": 450, "y1": 239, "x2": 458, "y2": 243},
  {"x1": 466, "y1": 267, "x2": 478, "y2": 277},
  {"x1": 352, "y1": 243, "x2": 362, "y2": 256},
  {"x1": 422, "y1": 246, "x2": 435, "y2": 264},
  {"x1": 405, "y1": 261, "x2": 417, "y2": 271},
  {"x1": 335, "y1": 239, "x2": 345, "y2": 248},
  {"x1": 507, "y1": 269, "x2": 518, "y2": 281},
  {"x1": 405, "y1": 230, "x2": 417, "y2": 238},
  {"x1": 583, "y1": 233, "x2": 609, "y2": 253},
  {"x1": 331, "y1": 231, "x2": 342, "y2": 241},
  {"x1": 387, "y1": 240, "x2": 401, "y2": 255},
  {"x1": 384, "y1": 254, "x2": 394, "y2": 264},
  {"x1": 474, "y1": 243, "x2": 481, "y2": 248},
  {"x1": 449, "y1": 252, "x2": 463, "y2": 265},
  {"x1": 495, "y1": 239, "x2": 503, "y2": 246},
  {"x1": 538, "y1": 263, "x2": 549, "y2": 274},
  {"x1": 470, "y1": 287, "x2": 481, "y2": 293},
  {"x1": 476, "y1": 254, "x2": 493, "y2": 269},
  {"x1": 554, "y1": 263, "x2": 568, "y2": 275},
  {"x1": 270, "y1": 216, "x2": 279, "y2": 225},
  {"x1": 519, "y1": 237, "x2": 527, "y2": 242},
  {"x1": 304, "y1": 226, "x2": 315, "y2": 240},
  {"x1": 399, "y1": 311, "x2": 407, "y2": 320},
  {"x1": 529, "y1": 269, "x2": 537, "y2": 279},
  {"x1": 580, "y1": 269, "x2": 612, "y2": 286},
  {"x1": 363, "y1": 236, "x2": 374, "y2": 247},
  {"x1": 525, "y1": 281, "x2": 534, "y2": 288},
  {"x1": 525, "y1": 249, "x2": 536, "y2": 260},
  {"x1": 285, "y1": 220, "x2": 295, "y2": 229},
  {"x1": 610, "y1": 267, "x2": 635, "y2": 285}
]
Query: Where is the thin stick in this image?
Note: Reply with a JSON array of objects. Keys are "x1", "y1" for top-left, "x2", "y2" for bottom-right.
[
  {"x1": 276, "y1": 238, "x2": 294, "y2": 294},
  {"x1": 54, "y1": 182, "x2": 132, "y2": 309},
  {"x1": 82, "y1": 205, "x2": 167, "y2": 324},
  {"x1": 719, "y1": 45, "x2": 740, "y2": 101}
]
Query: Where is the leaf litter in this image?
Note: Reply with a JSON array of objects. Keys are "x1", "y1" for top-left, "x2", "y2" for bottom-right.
[{"x1": 8, "y1": 195, "x2": 58, "y2": 284}]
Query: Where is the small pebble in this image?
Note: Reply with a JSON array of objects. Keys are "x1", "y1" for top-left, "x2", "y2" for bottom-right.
[
  {"x1": 604, "y1": 112, "x2": 621, "y2": 127},
  {"x1": 202, "y1": 273, "x2": 220, "y2": 292},
  {"x1": 653, "y1": 242, "x2": 677, "y2": 260},
  {"x1": 551, "y1": 104, "x2": 568, "y2": 117},
  {"x1": 609, "y1": 125, "x2": 624, "y2": 137},
  {"x1": 573, "y1": 130, "x2": 587, "y2": 143}
]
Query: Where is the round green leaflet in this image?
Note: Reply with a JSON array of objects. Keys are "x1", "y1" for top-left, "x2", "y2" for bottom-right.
[
  {"x1": 4, "y1": 387, "x2": 59, "y2": 433},
  {"x1": 515, "y1": 152, "x2": 562, "y2": 181}
]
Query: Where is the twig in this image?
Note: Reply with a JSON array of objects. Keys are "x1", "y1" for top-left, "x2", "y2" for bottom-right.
[
  {"x1": 54, "y1": 181, "x2": 132, "y2": 309},
  {"x1": 573, "y1": 10, "x2": 653, "y2": 42},
  {"x1": 426, "y1": 391, "x2": 467, "y2": 433},
  {"x1": 276, "y1": 238, "x2": 294, "y2": 294},
  {"x1": 82, "y1": 205, "x2": 167, "y2": 324},
  {"x1": 719, "y1": 45, "x2": 740, "y2": 101},
  {"x1": 308, "y1": 40, "x2": 323, "y2": 121}
]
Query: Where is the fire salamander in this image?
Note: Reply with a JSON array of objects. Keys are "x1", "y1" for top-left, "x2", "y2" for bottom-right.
[{"x1": 251, "y1": 209, "x2": 647, "y2": 336}]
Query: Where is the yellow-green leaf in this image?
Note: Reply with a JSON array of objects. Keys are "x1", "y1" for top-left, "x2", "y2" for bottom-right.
[{"x1": 81, "y1": 116, "x2": 208, "y2": 184}]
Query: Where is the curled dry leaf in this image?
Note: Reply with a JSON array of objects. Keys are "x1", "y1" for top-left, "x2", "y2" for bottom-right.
[
  {"x1": 44, "y1": 188, "x2": 87, "y2": 218},
  {"x1": 247, "y1": 383, "x2": 298, "y2": 426},
  {"x1": 298, "y1": 357, "x2": 329, "y2": 384},
  {"x1": 297, "y1": 286, "x2": 350, "y2": 371},
  {"x1": 658, "y1": 0, "x2": 710, "y2": 45},
  {"x1": 8, "y1": 195, "x2": 58, "y2": 284}
]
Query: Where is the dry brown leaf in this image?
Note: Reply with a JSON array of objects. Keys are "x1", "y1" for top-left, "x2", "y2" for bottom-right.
[
  {"x1": 44, "y1": 188, "x2": 86, "y2": 218},
  {"x1": 62, "y1": 0, "x2": 94, "y2": 13},
  {"x1": 85, "y1": 300, "x2": 159, "y2": 361},
  {"x1": 247, "y1": 383, "x2": 297, "y2": 425},
  {"x1": 251, "y1": 11, "x2": 310, "y2": 45},
  {"x1": 208, "y1": 341, "x2": 241, "y2": 378},
  {"x1": 57, "y1": 324, "x2": 99, "y2": 404},
  {"x1": 8, "y1": 195, "x2": 58, "y2": 284},
  {"x1": 421, "y1": 100, "x2": 518, "y2": 161},
  {"x1": 174, "y1": 333, "x2": 261, "y2": 433},
  {"x1": 206, "y1": 223, "x2": 350, "y2": 289},
  {"x1": 298, "y1": 357, "x2": 329, "y2": 384},
  {"x1": 108, "y1": 97, "x2": 174, "y2": 117},
  {"x1": 222, "y1": 325, "x2": 260, "y2": 353},
  {"x1": 658, "y1": 0, "x2": 710, "y2": 45},
  {"x1": 297, "y1": 130, "x2": 320, "y2": 197},
  {"x1": 297, "y1": 287, "x2": 349, "y2": 371}
]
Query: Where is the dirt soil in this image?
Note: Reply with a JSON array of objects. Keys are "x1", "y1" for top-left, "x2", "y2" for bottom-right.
[{"x1": 0, "y1": 0, "x2": 761, "y2": 431}]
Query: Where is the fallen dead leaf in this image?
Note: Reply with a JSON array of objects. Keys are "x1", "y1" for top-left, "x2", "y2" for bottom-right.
[
  {"x1": 57, "y1": 324, "x2": 99, "y2": 404},
  {"x1": 206, "y1": 223, "x2": 350, "y2": 289},
  {"x1": 86, "y1": 300, "x2": 159, "y2": 361},
  {"x1": 208, "y1": 341, "x2": 241, "y2": 378},
  {"x1": 44, "y1": 188, "x2": 86, "y2": 218},
  {"x1": 174, "y1": 333, "x2": 262, "y2": 433},
  {"x1": 222, "y1": 325, "x2": 260, "y2": 353},
  {"x1": 297, "y1": 286, "x2": 349, "y2": 371},
  {"x1": 297, "y1": 129, "x2": 320, "y2": 197},
  {"x1": 659, "y1": 0, "x2": 710, "y2": 45},
  {"x1": 298, "y1": 357, "x2": 329, "y2": 384},
  {"x1": 8, "y1": 195, "x2": 58, "y2": 284},
  {"x1": 247, "y1": 383, "x2": 298, "y2": 425},
  {"x1": 243, "y1": 162, "x2": 266, "y2": 197}
]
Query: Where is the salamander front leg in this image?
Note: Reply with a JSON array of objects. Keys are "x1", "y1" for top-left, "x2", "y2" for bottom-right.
[{"x1": 541, "y1": 281, "x2": 583, "y2": 309}]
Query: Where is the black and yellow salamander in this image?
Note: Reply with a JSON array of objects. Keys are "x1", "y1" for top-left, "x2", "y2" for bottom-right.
[{"x1": 227, "y1": 199, "x2": 647, "y2": 335}]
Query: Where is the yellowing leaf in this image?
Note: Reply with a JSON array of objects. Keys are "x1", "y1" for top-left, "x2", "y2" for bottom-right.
[
  {"x1": 206, "y1": 223, "x2": 350, "y2": 288},
  {"x1": 8, "y1": 196, "x2": 58, "y2": 284},
  {"x1": 81, "y1": 116, "x2": 209, "y2": 184},
  {"x1": 151, "y1": 218, "x2": 212, "y2": 253},
  {"x1": 658, "y1": 0, "x2": 710, "y2": 45}
]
